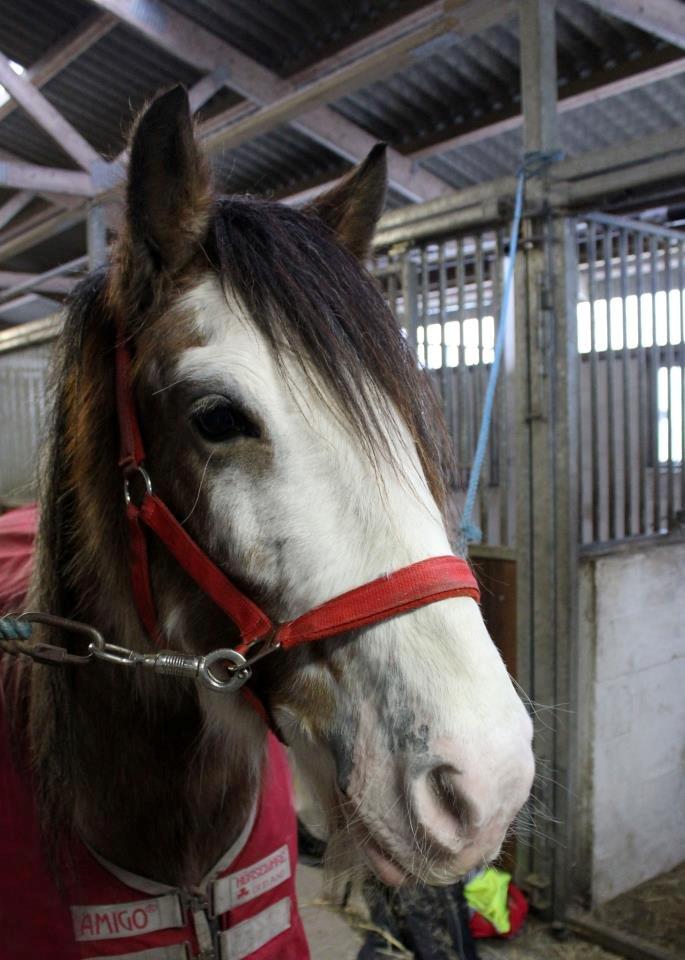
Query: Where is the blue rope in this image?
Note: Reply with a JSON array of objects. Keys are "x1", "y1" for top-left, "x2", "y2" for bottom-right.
[
  {"x1": 457, "y1": 151, "x2": 562, "y2": 551},
  {"x1": 0, "y1": 616, "x2": 32, "y2": 641}
]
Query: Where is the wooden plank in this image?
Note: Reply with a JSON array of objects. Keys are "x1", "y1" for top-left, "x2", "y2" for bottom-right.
[
  {"x1": 0, "y1": 205, "x2": 86, "y2": 263},
  {"x1": 201, "y1": 0, "x2": 515, "y2": 156},
  {"x1": 0, "y1": 13, "x2": 116, "y2": 126},
  {"x1": 0, "y1": 270, "x2": 74, "y2": 294},
  {"x1": 567, "y1": 913, "x2": 680, "y2": 960},
  {"x1": 0, "y1": 191, "x2": 33, "y2": 230},
  {"x1": 585, "y1": 0, "x2": 685, "y2": 51},
  {"x1": 92, "y1": 0, "x2": 452, "y2": 202},
  {"x1": 0, "y1": 52, "x2": 100, "y2": 170},
  {"x1": 0, "y1": 160, "x2": 93, "y2": 195}
]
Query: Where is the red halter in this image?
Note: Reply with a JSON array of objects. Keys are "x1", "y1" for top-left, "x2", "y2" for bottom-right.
[{"x1": 114, "y1": 326, "x2": 479, "y2": 668}]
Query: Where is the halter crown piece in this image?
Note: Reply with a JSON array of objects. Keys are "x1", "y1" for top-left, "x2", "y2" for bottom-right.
[{"x1": 114, "y1": 320, "x2": 480, "y2": 699}]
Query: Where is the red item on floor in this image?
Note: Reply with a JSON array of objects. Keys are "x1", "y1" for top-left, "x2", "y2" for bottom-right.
[{"x1": 469, "y1": 881, "x2": 528, "y2": 939}]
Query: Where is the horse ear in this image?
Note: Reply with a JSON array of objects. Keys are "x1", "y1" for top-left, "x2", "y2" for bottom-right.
[
  {"x1": 305, "y1": 144, "x2": 387, "y2": 259},
  {"x1": 124, "y1": 86, "x2": 211, "y2": 276}
]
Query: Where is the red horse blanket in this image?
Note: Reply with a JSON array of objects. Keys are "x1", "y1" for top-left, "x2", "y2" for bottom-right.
[
  {"x1": 0, "y1": 503, "x2": 36, "y2": 615},
  {"x1": 0, "y1": 506, "x2": 309, "y2": 960}
]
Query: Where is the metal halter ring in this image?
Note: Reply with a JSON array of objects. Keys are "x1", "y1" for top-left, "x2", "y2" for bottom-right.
[
  {"x1": 123, "y1": 465, "x2": 153, "y2": 507},
  {"x1": 199, "y1": 648, "x2": 252, "y2": 692}
]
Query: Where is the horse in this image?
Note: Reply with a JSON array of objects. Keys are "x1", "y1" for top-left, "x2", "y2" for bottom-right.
[{"x1": 0, "y1": 87, "x2": 534, "y2": 959}]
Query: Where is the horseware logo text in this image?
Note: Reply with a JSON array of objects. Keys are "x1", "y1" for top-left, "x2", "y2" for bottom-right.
[
  {"x1": 213, "y1": 845, "x2": 291, "y2": 913},
  {"x1": 70, "y1": 893, "x2": 183, "y2": 941}
]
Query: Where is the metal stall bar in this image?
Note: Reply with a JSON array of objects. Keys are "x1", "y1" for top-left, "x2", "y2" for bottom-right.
[
  {"x1": 437, "y1": 240, "x2": 453, "y2": 446},
  {"x1": 603, "y1": 224, "x2": 617, "y2": 541},
  {"x1": 680, "y1": 239, "x2": 685, "y2": 516},
  {"x1": 475, "y1": 233, "x2": 488, "y2": 540},
  {"x1": 618, "y1": 228, "x2": 632, "y2": 537},
  {"x1": 372, "y1": 222, "x2": 515, "y2": 550},
  {"x1": 664, "y1": 239, "x2": 675, "y2": 525},
  {"x1": 636, "y1": 232, "x2": 648, "y2": 535},
  {"x1": 650, "y1": 234, "x2": 661, "y2": 534},
  {"x1": 576, "y1": 220, "x2": 584, "y2": 544},
  {"x1": 588, "y1": 222, "x2": 601, "y2": 542},
  {"x1": 420, "y1": 245, "x2": 430, "y2": 370},
  {"x1": 495, "y1": 227, "x2": 509, "y2": 546},
  {"x1": 456, "y1": 237, "x2": 468, "y2": 487}
]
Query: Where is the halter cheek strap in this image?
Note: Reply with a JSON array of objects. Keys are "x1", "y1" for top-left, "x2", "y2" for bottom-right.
[{"x1": 115, "y1": 325, "x2": 479, "y2": 678}]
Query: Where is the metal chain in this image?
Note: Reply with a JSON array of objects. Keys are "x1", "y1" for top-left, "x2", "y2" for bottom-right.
[{"x1": 0, "y1": 612, "x2": 274, "y2": 692}]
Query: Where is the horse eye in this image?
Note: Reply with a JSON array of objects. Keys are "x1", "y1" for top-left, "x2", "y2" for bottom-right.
[{"x1": 191, "y1": 397, "x2": 260, "y2": 442}]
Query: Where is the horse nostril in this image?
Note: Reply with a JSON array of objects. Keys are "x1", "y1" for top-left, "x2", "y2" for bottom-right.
[{"x1": 427, "y1": 764, "x2": 474, "y2": 834}]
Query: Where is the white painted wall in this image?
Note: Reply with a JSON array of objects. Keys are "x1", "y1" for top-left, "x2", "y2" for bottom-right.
[{"x1": 579, "y1": 540, "x2": 685, "y2": 904}]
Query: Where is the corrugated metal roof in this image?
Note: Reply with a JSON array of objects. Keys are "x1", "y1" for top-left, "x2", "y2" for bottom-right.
[
  {"x1": 0, "y1": 0, "x2": 683, "y2": 294},
  {"x1": 333, "y1": 0, "x2": 677, "y2": 153},
  {"x1": 421, "y1": 72, "x2": 685, "y2": 190},
  {"x1": 0, "y1": 24, "x2": 202, "y2": 165},
  {"x1": 163, "y1": 0, "x2": 430, "y2": 76},
  {"x1": 213, "y1": 125, "x2": 343, "y2": 196},
  {"x1": 0, "y1": 0, "x2": 92, "y2": 67}
]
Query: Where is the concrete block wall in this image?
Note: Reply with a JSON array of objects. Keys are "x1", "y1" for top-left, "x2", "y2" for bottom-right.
[{"x1": 579, "y1": 540, "x2": 685, "y2": 904}]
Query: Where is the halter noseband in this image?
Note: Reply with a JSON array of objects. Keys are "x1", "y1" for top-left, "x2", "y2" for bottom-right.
[{"x1": 115, "y1": 324, "x2": 480, "y2": 693}]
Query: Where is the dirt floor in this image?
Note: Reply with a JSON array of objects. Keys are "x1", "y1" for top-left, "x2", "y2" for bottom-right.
[
  {"x1": 592, "y1": 859, "x2": 685, "y2": 957},
  {"x1": 297, "y1": 860, "x2": 685, "y2": 959},
  {"x1": 296, "y1": 866, "x2": 619, "y2": 960}
]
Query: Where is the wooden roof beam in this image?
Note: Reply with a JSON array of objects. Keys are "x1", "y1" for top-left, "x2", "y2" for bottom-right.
[
  {"x1": 0, "y1": 160, "x2": 93, "y2": 195},
  {"x1": 584, "y1": 0, "x2": 685, "y2": 52},
  {"x1": 200, "y1": 0, "x2": 516, "y2": 154},
  {"x1": 0, "y1": 51, "x2": 100, "y2": 170},
  {"x1": 91, "y1": 0, "x2": 456, "y2": 202},
  {"x1": 0, "y1": 269, "x2": 76, "y2": 295},
  {"x1": 0, "y1": 12, "x2": 116, "y2": 126},
  {"x1": 0, "y1": 190, "x2": 33, "y2": 230}
]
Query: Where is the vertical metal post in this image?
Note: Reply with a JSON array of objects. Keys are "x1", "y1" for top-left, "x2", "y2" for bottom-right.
[
  {"x1": 603, "y1": 226, "x2": 617, "y2": 539},
  {"x1": 87, "y1": 202, "x2": 108, "y2": 270},
  {"x1": 650, "y1": 235, "x2": 660, "y2": 532},
  {"x1": 588, "y1": 223, "x2": 601, "y2": 541},
  {"x1": 678, "y1": 240, "x2": 685, "y2": 513},
  {"x1": 515, "y1": 0, "x2": 579, "y2": 917},
  {"x1": 636, "y1": 233, "x2": 648, "y2": 534},
  {"x1": 664, "y1": 241, "x2": 675, "y2": 524},
  {"x1": 401, "y1": 256, "x2": 419, "y2": 357},
  {"x1": 456, "y1": 238, "x2": 467, "y2": 477},
  {"x1": 618, "y1": 228, "x2": 631, "y2": 537}
]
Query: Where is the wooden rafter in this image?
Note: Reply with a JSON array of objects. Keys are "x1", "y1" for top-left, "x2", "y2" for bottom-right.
[
  {"x1": 0, "y1": 270, "x2": 75, "y2": 295},
  {"x1": 0, "y1": 12, "x2": 116, "y2": 126},
  {"x1": 0, "y1": 191, "x2": 33, "y2": 230},
  {"x1": 0, "y1": 160, "x2": 93, "y2": 195},
  {"x1": 585, "y1": 0, "x2": 685, "y2": 51},
  {"x1": 200, "y1": 0, "x2": 516, "y2": 156},
  {"x1": 91, "y1": 0, "x2": 456, "y2": 202},
  {"x1": 0, "y1": 51, "x2": 100, "y2": 170}
]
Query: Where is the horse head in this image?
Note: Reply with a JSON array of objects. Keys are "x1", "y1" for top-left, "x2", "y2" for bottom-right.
[{"x1": 61, "y1": 87, "x2": 533, "y2": 887}]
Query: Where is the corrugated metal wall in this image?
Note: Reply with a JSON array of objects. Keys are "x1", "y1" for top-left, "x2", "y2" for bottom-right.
[{"x1": 0, "y1": 339, "x2": 53, "y2": 502}]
